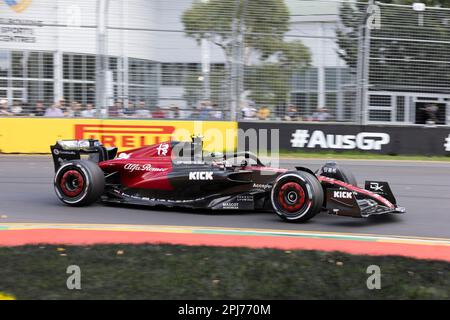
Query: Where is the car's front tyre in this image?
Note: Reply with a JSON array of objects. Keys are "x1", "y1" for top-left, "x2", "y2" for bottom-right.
[
  {"x1": 54, "y1": 160, "x2": 105, "y2": 206},
  {"x1": 271, "y1": 171, "x2": 324, "y2": 222}
]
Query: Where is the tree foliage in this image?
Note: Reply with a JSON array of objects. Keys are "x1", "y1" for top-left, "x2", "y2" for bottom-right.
[
  {"x1": 336, "y1": 0, "x2": 450, "y2": 93},
  {"x1": 183, "y1": 0, "x2": 290, "y2": 59},
  {"x1": 182, "y1": 0, "x2": 311, "y2": 106}
]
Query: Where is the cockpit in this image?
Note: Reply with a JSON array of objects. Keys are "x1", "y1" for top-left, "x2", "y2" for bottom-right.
[{"x1": 172, "y1": 135, "x2": 265, "y2": 168}]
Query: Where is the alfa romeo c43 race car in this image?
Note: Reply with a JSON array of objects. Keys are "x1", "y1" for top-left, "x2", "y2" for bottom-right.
[{"x1": 50, "y1": 137, "x2": 405, "y2": 223}]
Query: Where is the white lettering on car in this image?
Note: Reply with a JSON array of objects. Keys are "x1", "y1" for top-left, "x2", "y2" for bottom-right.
[
  {"x1": 333, "y1": 191, "x2": 353, "y2": 199},
  {"x1": 189, "y1": 172, "x2": 213, "y2": 180},
  {"x1": 369, "y1": 182, "x2": 384, "y2": 192},
  {"x1": 124, "y1": 163, "x2": 167, "y2": 172},
  {"x1": 252, "y1": 183, "x2": 271, "y2": 189},
  {"x1": 157, "y1": 143, "x2": 169, "y2": 156}
]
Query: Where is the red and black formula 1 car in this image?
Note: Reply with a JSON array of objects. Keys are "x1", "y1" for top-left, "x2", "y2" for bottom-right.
[{"x1": 50, "y1": 136, "x2": 405, "y2": 223}]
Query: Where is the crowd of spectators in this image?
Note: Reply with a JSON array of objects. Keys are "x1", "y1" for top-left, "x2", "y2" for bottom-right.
[
  {"x1": 1, "y1": 98, "x2": 333, "y2": 122},
  {"x1": 241, "y1": 102, "x2": 333, "y2": 122},
  {"x1": 0, "y1": 99, "x2": 225, "y2": 120}
]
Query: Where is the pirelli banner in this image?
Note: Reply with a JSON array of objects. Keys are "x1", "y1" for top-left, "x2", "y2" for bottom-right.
[
  {"x1": 239, "y1": 122, "x2": 450, "y2": 156},
  {"x1": 0, "y1": 118, "x2": 237, "y2": 153}
]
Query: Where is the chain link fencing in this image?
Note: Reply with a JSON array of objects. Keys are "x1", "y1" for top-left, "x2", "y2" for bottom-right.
[{"x1": 0, "y1": 0, "x2": 449, "y2": 125}]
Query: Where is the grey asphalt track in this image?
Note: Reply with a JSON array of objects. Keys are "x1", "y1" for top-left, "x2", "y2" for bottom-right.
[{"x1": 1, "y1": 155, "x2": 450, "y2": 239}]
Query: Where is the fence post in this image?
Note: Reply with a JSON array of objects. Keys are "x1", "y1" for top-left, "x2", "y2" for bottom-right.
[
  {"x1": 362, "y1": 12, "x2": 371, "y2": 126},
  {"x1": 236, "y1": 0, "x2": 247, "y2": 121},
  {"x1": 95, "y1": 0, "x2": 110, "y2": 118},
  {"x1": 201, "y1": 38, "x2": 211, "y2": 101},
  {"x1": 355, "y1": 24, "x2": 364, "y2": 124},
  {"x1": 355, "y1": 1, "x2": 372, "y2": 125}
]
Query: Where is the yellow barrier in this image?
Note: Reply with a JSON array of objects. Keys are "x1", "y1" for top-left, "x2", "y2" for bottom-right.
[
  {"x1": 0, "y1": 118, "x2": 237, "y2": 153},
  {"x1": 0, "y1": 292, "x2": 16, "y2": 300}
]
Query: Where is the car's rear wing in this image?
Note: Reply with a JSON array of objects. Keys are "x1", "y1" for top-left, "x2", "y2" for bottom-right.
[{"x1": 50, "y1": 139, "x2": 117, "y2": 172}]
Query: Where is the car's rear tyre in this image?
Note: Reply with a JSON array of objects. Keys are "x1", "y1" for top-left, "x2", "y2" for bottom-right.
[
  {"x1": 54, "y1": 160, "x2": 105, "y2": 206},
  {"x1": 271, "y1": 171, "x2": 324, "y2": 222}
]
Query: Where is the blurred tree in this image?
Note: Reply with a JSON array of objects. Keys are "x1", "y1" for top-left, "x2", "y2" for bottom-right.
[
  {"x1": 336, "y1": 0, "x2": 450, "y2": 93},
  {"x1": 393, "y1": 0, "x2": 450, "y2": 6},
  {"x1": 244, "y1": 40, "x2": 310, "y2": 106},
  {"x1": 182, "y1": 0, "x2": 311, "y2": 107},
  {"x1": 183, "y1": 64, "x2": 227, "y2": 108}
]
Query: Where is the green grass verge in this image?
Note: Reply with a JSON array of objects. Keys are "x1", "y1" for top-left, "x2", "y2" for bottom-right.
[
  {"x1": 277, "y1": 150, "x2": 450, "y2": 161},
  {"x1": 0, "y1": 244, "x2": 449, "y2": 300}
]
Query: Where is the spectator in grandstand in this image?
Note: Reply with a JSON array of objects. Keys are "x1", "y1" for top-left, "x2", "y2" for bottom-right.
[
  {"x1": 170, "y1": 104, "x2": 180, "y2": 119},
  {"x1": 99, "y1": 106, "x2": 108, "y2": 117},
  {"x1": 74, "y1": 101, "x2": 83, "y2": 117},
  {"x1": 134, "y1": 101, "x2": 151, "y2": 118},
  {"x1": 44, "y1": 102, "x2": 64, "y2": 117},
  {"x1": 118, "y1": 100, "x2": 125, "y2": 116},
  {"x1": 284, "y1": 104, "x2": 300, "y2": 121},
  {"x1": 198, "y1": 101, "x2": 212, "y2": 120},
  {"x1": 273, "y1": 104, "x2": 281, "y2": 120},
  {"x1": 23, "y1": 102, "x2": 34, "y2": 115},
  {"x1": 211, "y1": 103, "x2": 223, "y2": 120},
  {"x1": 0, "y1": 99, "x2": 12, "y2": 116},
  {"x1": 311, "y1": 107, "x2": 332, "y2": 122},
  {"x1": 424, "y1": 104, "x2": 439, "y2": 125},
  {"x1": 64, "y1": 103, "x2": 72, "y2": 117},
  {"x1": 11, "y1": 101, "x2": 24, "y2": 116},
  {"x1": 58, "y1": 99, "x2": 67, "y2": 114},
  {"x1": 63, "y1": 106, "x2": 73, "y2": 117},
  {"x1": 32, "y1": 101, "x2": 46, "y2": 117},
  {"x1": 64, "y1": 101, "x2": 80, "y2": 117},
  {"x1": 152, "y1": 106, "x2": 166, "y2": 119},
  {"x1": 241, "y1": 103, "x2": 257, "y2": 120},
  {"x1": 257, "y1": 106, "x2": 271, "y2": 120},
  {"x1": 123, "y1": 101, "x2": 136, "y2": 117},
  {"x1": 81, "y1": 103, "x2": 96, "y2": 118},
  {"x1": 190, "y1": 107, "x2": 199, "y2": 119},
  {"x1": 108, "y1": 101, "x2": 124, "y2": 118}
]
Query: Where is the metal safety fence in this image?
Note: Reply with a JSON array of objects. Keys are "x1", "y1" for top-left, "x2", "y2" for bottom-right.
[{"x1": 0, "y1": 0, "x2": 450, "y2": 125}]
